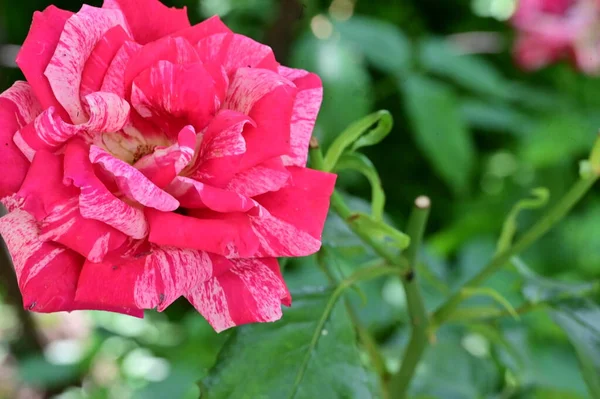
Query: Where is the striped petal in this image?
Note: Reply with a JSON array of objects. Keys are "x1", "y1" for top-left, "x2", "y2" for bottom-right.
[
  {"x1": 131, "y1": 60, "x2": 218, "y2": 136},
  {"x1": 90, "y1": 145, "x2": 179, "y2": 212},
  {"x1": 0, "y1": 82, "x2": 40, "y2": 197},
  {"x1": 39, "y1": 197, "x2": 128, "y2": 262},
  {"x1": 44, "y1": 5, "x2": 130, "y2": 124},
  {"x1": 75, "y1": 246, "x2": 213, "y2": 311},
  {"x1": 124, "y1": 36, "x2": 200, "y2": 98},
  {"x1": 101, "y1": 41, "x2": 143, "y2": 97},
  {"x1": 188, "y1": 110, "x2": 252, "y2": 187},
  {"x1": 0, "y1": 205, "x2": 84, "y2": 313},
  {"x1": 224, "y1": 68, "x2": 296, "y2": 169},
  {"x1": 103, "y1": 0, "x2": 191, "y2": 45},
  {"x1": 250, "y1": 167, "x2": 336, "y2": 257},
  {"x1": 226, "y1": 157, "x2": 291, "y2": 198},
  {"x1": 165, "y1": 177, "x2": 254, "y2": 212},
  {"x1": 134, "y1": 126, "x2": 196, "y2": 188},
  {"x1": 80, "y1": 25, "x2": 131, "y2": 97},
  {"x1": 64, "y1": 139, "x2": 148, "y2": 239},
  {"x1": 14, "y1": 93, "x2": 130, "y2": 160},
  {"x1": 278, "y1": 67, "x2": 323, "y2": 167},
  {"x1": 196, "y1": 33, "x2": 279, "y2": 75},
  {"x1": 146, "y1": 208, "x2": 259, "y2": 258},
  {"x1": 16, "y1": 5, "x2": 72, "y2": 121},
  {"x1": 186, "y1": 257, "x2": 290, "y2": 333}
]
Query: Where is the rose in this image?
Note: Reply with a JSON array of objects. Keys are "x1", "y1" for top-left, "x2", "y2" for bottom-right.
[
  {"x1": 511, "y1": 0, "x2": 600, "y2": 74},
  {"x1": 0, "y1": 0, "x2": 336, "y2": 332}
]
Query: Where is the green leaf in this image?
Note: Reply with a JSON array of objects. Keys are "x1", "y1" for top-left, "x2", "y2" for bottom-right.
[
  {"x1": 516, "y1": 263, "x2": 600, "y2": 398},
  {"x1": 323, "y1": 110, "x2": 393, "y2": 172},
  {"x1": 552, "y1": 299, "x2": 600, "y2": 398},
  {"x1": 335, "y1": 153, "x2": 386, "y2": 220},
  {"x1": 419, "y1": 38, "x2": 511, "y2": 100},
  {"x1": 203, "y1": 289, "x2": 373, "y2": 399},
  {"x1": 459, "y1": 99, "x2": 534, "y2": 136},
  {"x1": 291, "y1": 35, "x2": 373, "y2": 149},
  {"x1": 335, "y1": 16, "x2": 412, "y2": 75},
  {"x1": 519, "y1": 113, "x2": 594, "y2": 168},
  {"x1": 496, "y1": 188, "x2": 550, "y2": 253},
  {"x1": 402, "y1": 75, "x2": 476, "y2": 195}
]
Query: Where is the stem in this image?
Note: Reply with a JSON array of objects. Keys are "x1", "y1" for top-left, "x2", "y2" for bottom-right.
[
  {"x1": 388, "y1": 197, "x2": 431, "y2": 398},
  {"x1": 311, "y1": 141, "x2": 432, "y2": 397},
  {"x1": 447, "y1": 280, "x2": 600, "y2": 323},
  {"x1": 329, "y1": 192, "x2": 410, "y2": 271},
  {"x1": 432, "y1": 175, "x2": 598, "y2": 326}
]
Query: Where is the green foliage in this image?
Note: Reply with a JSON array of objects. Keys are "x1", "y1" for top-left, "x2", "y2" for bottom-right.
[
  {"x1": 203, "y1": 289, "x2": 373, "y2": 399},
  {"x1": 402, "y1": 75, "x2": 476, "y2": 195},
  {"x1": 335, "y1": 16, "x2": 412, "y2": 76}
]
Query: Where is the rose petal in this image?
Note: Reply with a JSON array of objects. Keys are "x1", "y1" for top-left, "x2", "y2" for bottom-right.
[
  {"x1": 146, "y1": 208, "x2": 259, "y2": 258},
  {"x1": 124, "y1": 36, "x2": 200, "y2": 98},
  {"x1": 224, "y1": 68, "x2": 296, "y2": 169},
  {"x1": 75, "y1": 246, "x2": 212, "y2": 311},
  {"x1": 250, "y1": 167, "x2": 337, "y2": 257},
  {"x1": 278, "y1": 67, "x2": 323, "y2": 167},
  {"x1": 0, "y1": 82, "x2": 40, "y2": 197},
  {"x1": 16, "y1": 5, "x2": 72, "y2": 121},
  {"x1": 90, "y1": 145, "x2": 180, "y2": 212},
  {"x1": 226, "y1": 157, "x2": 291, "y2": 198},
  {"x1": 187, "y1": 110, "x2": 252, "y2": 187},
  {"x1": 0, "y1": 207, "x2": 84, "y2": 312},
  {"x1": 186, "y1": 257, "x2": 290, "y2": 332},
  {"x1": 101, "y1": 41, "x2": 143, "y2": 97},
  {"x1": 166, "y1": 176, "x2": 255, "y2": 212},
  {"x1": 196, "y1": 33, "x2": 279, "y2": 75},
  {"x1": 64, "y1": 139, "x2": 148, "y2": 239},
  {"x1": 134, "y1": 126, "x2": 196, "y2": 188},
  {"x1": 131, "y1": 60, "x2": 218, "y2": 136},
  {"x1": 45, "y1": 5, "x2": 130, "y2": 123},
  {"x1": 39, "y1": 197, "x2": 128, "y2": 262},
  {"x1": 103, "y1": 0, "x2": 191, "y2": 45},
  {"x1": 14, "y1": 93, "x2": 130, "y2": 160},
  {"x1": 80, "y1": 25, "x2": 131, "y2": 97},
  {"x1": 171, "y1": 15, "x2": 231, "y2": 44}
]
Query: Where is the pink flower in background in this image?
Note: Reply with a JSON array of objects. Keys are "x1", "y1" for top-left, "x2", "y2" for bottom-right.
[
  {"x1": 511, "y1": 0, "x2": 600, "y2": 74},
  {"x1": 0, "y1": 0, "x2": 335, "y2": 332}
]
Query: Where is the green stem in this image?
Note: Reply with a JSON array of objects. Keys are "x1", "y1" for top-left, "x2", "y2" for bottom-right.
[
  {"x1": 432, "y1": 175, "x2": 598, "y2": 326},
  {"x1": 388, "y1": 197, "x2": 431, "y2": 398},
  {"x1": 447, "y1": 280, "x2": 600, "y2": 323},
  {"x1": 310, "y1": 141, "x2": 432, "y2": 398},
  {"x1": 329, "y1": 192, "x2": 410, "y2": 271}
]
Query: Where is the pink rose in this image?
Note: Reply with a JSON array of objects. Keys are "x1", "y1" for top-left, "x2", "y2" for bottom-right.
[
  {"x1": 0, "y1": 0, "x2": 336, "y2": 332},
  {"x1": 511, "y1": 0, "x2": 600, "y2": 74}
]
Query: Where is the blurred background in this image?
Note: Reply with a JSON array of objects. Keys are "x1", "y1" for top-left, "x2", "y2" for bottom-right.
[{"x1": 1, "y1": 0, "x2": 599, "y2": 398}]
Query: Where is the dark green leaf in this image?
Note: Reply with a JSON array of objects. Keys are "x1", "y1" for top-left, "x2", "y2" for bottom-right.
[
  {"x1": 551, "y1": 299, "x2": 600, "y2": 398},
  {"x1": 203, "y1": 289, "x2": 373, "y2": 399},
  {"x1": 516, "y1": 263, "x2": 600, "y2": 398},
  {"x1": 419, "y1": 38, "x2": 511, "y2": 100},
  {"x1": 335, "y1": 16, "x2": 412, "y2": 75},
  {"x1": 402, "y1": 75, "x2": 476, "y2": 195},
  {"x1": 519, "y1": 113, "x2": 594, "y2": 168}
]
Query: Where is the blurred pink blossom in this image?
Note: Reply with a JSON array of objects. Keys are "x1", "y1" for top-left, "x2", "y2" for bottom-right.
[{"x1": 511, "y1": 0, "x2": 600, "y2": 74}]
